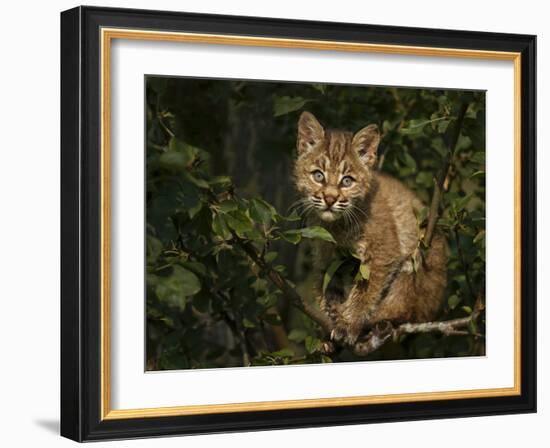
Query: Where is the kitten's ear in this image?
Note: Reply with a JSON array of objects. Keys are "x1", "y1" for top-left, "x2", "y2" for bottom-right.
[
  {"x1": 297, "y1": 111, "x2": 324, "y2": 155},
  {"x1": 352, "y1": 124, "x2": 380, "y2": 167}
]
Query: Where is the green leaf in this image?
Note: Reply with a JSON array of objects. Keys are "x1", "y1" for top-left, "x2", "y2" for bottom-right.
[
  {"x1": 359, "y1": 263, "x2": 370, "y2": 280},
  {"x1": 400, "y1": 118, "x2": 430, "y2": 135},
  {"x1": 437, "y1": 119, "x2": 451, "y2": 134},
  {"x1": 159, "y1": 151, "x2": 189, "y2": 171},
  {"x1": 181, "y1": 261, "x2": 207, "y2": 277},
  {"x1": 159, "y1": 137, "x2": 207, "y2": 171},
  {"x1": 470, "y1": 170, "x2": 485, "y2": 178},
  {"x1": 225, "y1": 210, "x2": 254, "y2": 237},
  {"x1": 473, "y1": 230, "x2": 486, "y2": 245},
  {"x1": 146, "y1": 236, "x2": 163, "y2": 263},
  {"x1": 305, "y1": 336, "x2": 322, "y2": 354},
  {"x1": 280, "y1": 231, "x2": 301, "y2": 244},
  {"x1": 282, "y1": 210, "x2": 302, "y2": 222},
  {"x1": 273, "y1": 96, "x2": 311, "y2": 117},
  {"x1": 188, "y1": 201, "x2": 203, "y2": 218},
  {"x1": 264, "y1": 251, "x2": 278, "y2": 263},
  {"x1": 448, "y1": 294, "x2": 461, "y2": 310},
  {"x1": 172, "y1": 265, "x2": 201, "y2": 296},
  {"x1": 159, "y1": 138, "x2": 200, "y2": 170},
  {"x1": 218, "y1": 199, "x2": 238, "y2": 213},
  {"x1": 155, "y1": 265, "x2": 201, "y2": 310},
  {"x1": 288, "y1": 328, "x2": 308, "y2": 343},
  {"x1": 311, "y1": 84, "x2": 326, "y2": 94},
  {"x1": 209, "y1": 176, "x2": 232, "y2": 186},
  {"x1": 251, "y1": 278, "x2": 269, "y2": 292},
  {"x1": 470, "y1": 151, "x2": 485, "y2": 164},
  {"x1": 452, "y1": 194, "x2": 472, "y2": 212},
  {"x1": 416, "y1": 171, "x2": 433, "y2": 188},
  {"x1": 294, "y1": 226, "x2": 336, "y2": 243},
  {"x1": 243, "y1": 318, "x2": 256, "y2": 329},
  {"x1": 414, "y1": 206, "x2": 429, "y2": 227},
  {"x1": 249, "y1": 198, "x2": 274, "y2": 225},
  {"x1": 257, "y1": 293, "x2": 278, "y2": 309},
  {"x1": 462, "y1": 306, "x2": 473, "y2": 314},
  {"x1": 322, "y1": 259, "x2": 346, "y2": 293},
  {"x1": 183, "y1": 172, "x2": 210, "y2": 189},
  {"x1": 211, "y1": 213, "x2": 232, "y2": 240},
  {"x1": 455, "y1": 134, "x2": 472, "y2": 153},
  {"x1": 271, "y1": 348, "x2": 294, "y2": 358},
  {"x1": 400, "y1": 151, "x2": 417, "y2": 174}
]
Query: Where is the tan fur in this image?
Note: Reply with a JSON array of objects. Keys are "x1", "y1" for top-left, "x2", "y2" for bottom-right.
[{"x1": 294, "y1": 112, "x2": 448, "y2": 345}]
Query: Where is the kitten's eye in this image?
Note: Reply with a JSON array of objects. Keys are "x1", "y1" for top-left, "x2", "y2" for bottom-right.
[
  {"x1": 341, "y1": 176, "x2": 355, "y2": 187},
  {"x1": 312, "y1": 170, "x2": 325, "y2": 183}
]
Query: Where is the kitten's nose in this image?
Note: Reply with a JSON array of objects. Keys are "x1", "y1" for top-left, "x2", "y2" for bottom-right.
[{"x1": 324, "y1": 194, "x2": 337, "y2": 208}]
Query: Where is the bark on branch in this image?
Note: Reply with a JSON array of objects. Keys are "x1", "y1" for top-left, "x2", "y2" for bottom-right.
[{"x1": 352, "y1": 298, "x2": 484, "y2": 356}]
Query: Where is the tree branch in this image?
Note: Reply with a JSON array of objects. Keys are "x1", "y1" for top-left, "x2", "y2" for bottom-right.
[
  {"x1": 233, "y1": 234, "x2": 333, "y2": 335},
  {"x1": 219, "y1": 308, "x2": 251, "y2": 366},
  {"x1": 424, "y1": 102, "x2": 469, "y2": 247},
  {"x1": 352, "y1": 297, "x2": 484, "y2": 356}
]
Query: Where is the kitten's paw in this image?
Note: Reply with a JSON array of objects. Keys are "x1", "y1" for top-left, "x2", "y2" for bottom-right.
[
  {"x1": 330, "y1": 325, "x2": 348, "y2": 343},
  {"x1": 343, "y1": 324, "x2": 362, "y2": 346},
  {"x1": 331, "y1": 322, "x2": 362, "y2": 346},
  {"x1": 320, "y1": 341, "x2": 336, "y2": 355}
]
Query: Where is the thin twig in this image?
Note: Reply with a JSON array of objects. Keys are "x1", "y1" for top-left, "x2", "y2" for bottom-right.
[
  {"x1": 219, "y1": 308, "x2": 251, "y2": 366},
  {"x1": 234, "y1": 233, "x2": 333, "y2": 335},
  {"x1": 424, "y1": 102, "x2": 469, "y2": 247}
]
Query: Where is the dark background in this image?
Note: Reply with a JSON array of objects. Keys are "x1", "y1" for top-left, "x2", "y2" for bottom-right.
[{"x1": 145, "y1": 76, "x2": 486, "y2": 370}]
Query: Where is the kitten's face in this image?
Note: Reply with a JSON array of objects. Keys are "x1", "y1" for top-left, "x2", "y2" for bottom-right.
[{"x1": 294, "y1": 112, "x2": 380, "y2": 223}]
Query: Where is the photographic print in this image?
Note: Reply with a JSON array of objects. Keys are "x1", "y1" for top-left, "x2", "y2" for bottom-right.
[
  {"x1": 61, "y1": 7, "x2": 536, "y2": 440},
  {"x1": 145, "y1": 77, "x2": 486, "y2": 371}
]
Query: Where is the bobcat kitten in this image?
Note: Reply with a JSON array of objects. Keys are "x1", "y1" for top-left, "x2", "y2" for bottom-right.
[{"x1": 294, "y1": 111, "x2": 448, "y2": 346}]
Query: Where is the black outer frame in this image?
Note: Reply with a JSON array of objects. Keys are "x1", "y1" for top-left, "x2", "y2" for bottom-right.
[{"x1": 60, "y1": 5, "x2": 536, "y2": 442}]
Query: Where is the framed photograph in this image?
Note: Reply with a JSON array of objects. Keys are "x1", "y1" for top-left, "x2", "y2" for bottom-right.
[{"x1": 60, "y1": 6, "x2": 536, "y2": 441}]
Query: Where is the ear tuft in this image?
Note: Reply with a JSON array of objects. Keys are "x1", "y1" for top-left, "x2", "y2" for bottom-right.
[
  {"x1": 297, "y1": 111, "x2": 324, "y2": 155},
  {"x1": 352, "y1": 124, "x2": 380, "y2": 167}
]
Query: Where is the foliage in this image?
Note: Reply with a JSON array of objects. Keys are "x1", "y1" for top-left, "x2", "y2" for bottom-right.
[{"x1": 145, "y1": 77, "x2": 486, "y2": 370}]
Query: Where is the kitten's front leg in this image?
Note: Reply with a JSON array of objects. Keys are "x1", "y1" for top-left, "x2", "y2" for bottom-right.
[
  {"x1": 319, "y1": 285, "x2": 345, "y2": 326},
  {"x1": 313, "y1": 241, "x2": 345, "y2": 326},
  {"x1": 332, "y1": 264, "x2": 389, "y2": 346}
]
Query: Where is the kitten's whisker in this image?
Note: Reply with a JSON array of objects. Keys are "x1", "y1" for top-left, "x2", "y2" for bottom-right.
[
  {"x1": 299, "y1": 203, "x2": 315, "y2": 217},
  {"x1": 345, "y1": 208, "x2": 362, "y2": 236},
  {"x1": 299, "y1": 204, "x2": 316, "y2": 226},
  {"x1": 350, "y1": 204, "x2": 368, "y2": 219},
  {"x1": 291, "y1": 199, "x2": 317, "y2": 216},
  {"x1": 287, "y1": 198, "x2": 309, "y2": 214},
  {"x1": 344, "y1": 209, "x2": 358, "y2": 235}
]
